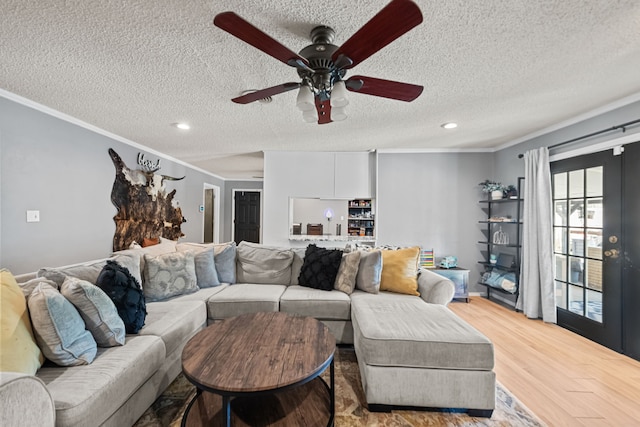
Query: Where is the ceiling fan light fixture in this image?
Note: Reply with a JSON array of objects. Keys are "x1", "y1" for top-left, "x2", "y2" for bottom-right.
[
  {"x1": 296, "y1": 86, "x2": 315, "y2": 111},
  {"x1": 441, "y1": 122, "x2": 458, "y2": 129},
  {"x1": 331, "y1": 106, "x2": 348, "y2": 121},
  {"x1": 330, "y1": 81, "x2": 349, "y2": 107}
]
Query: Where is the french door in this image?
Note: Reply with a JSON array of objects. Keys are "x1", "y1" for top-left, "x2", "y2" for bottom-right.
[{"x1": 551, "y1": 150, "x2": 623, "y2": 352}]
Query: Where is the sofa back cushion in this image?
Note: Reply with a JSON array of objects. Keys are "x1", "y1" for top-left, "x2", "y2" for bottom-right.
[
  {"x1": 36, "y1": 253, "x2": 142, "y2": 288},
  {"x1": 0, "y1": 269, "x2": 44, "y2": 374},
  {"x1": 236, "y1": 241, "x2": 294, "y2": 285}
]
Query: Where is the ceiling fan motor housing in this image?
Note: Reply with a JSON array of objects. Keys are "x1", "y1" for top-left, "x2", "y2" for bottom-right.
[{"x1": 297, "y1": 26, "x2": 346, "y2": 94}]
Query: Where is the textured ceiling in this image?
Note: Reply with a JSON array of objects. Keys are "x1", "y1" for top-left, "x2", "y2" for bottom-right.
[{"x1": 2, "y1": 0, "x2": 640, "y2": 179}]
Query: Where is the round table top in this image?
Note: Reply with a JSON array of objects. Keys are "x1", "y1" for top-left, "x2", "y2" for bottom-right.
[{"x1": 181, "y1": 312, "x2": 336, "y2": 394}]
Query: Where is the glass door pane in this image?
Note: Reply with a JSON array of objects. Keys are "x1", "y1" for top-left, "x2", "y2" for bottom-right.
[{"x1": 553, "y1": 166, "x2": 603, "y2": 324}]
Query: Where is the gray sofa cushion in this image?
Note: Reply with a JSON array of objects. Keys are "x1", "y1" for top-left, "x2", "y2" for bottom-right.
[
  {"x1": 206, "y1": 284, "x2": 287, "y2": 319},
  {"x1": 280, "y1": 285, "x2": 351, "y2": 320},
  {"x1": 351, "y1": 291, "x2": 494, "y2": 371},
  {"x1": 235, "y1": 241, "x2": 294, "y2": 285},
  {"x1": 36, "y1": 335, "x2": 164, "y2": 427},
  {"x1": 139, "y1": 300, "x2": 206, "y2": 356},
  {"x1": 37, "y1": 253, "x2": 142, "y2": 288}
]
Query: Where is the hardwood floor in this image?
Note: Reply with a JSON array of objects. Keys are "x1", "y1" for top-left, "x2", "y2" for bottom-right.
[{"x1": 449, "y1": 297, "x2": 640, "y2": 426}]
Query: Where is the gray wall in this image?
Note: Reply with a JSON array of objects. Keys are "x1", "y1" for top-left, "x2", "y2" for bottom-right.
[
  {"x1": 0, "y1": 97, "x2": 225, "y2": 274},
  {"x1": 376, "y1": 152, "x2": 494, "y2": 293}
]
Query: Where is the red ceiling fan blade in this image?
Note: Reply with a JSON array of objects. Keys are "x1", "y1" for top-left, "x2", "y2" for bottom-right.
[
  {"x1": 231, "y1": 82, "x2": 301, "y2": 104},
  {"x1": 345, "y1": 75, "x2": 423, "y2": 102},
  {"x1": 331, "y1": 0, "x2": 422, "y2": 69},
  {"x1": 214, "y1": 12, "x2": 310, "y2": 69}
]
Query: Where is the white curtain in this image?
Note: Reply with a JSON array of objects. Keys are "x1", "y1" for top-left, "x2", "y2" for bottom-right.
[{"x1": 516, "y1": 147, "x2": 556, "y2": 323}]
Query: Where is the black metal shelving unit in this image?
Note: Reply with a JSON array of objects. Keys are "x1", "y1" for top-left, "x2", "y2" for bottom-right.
[{"x1": 477, "y1": 177, "x2": 524, "y2": 305}]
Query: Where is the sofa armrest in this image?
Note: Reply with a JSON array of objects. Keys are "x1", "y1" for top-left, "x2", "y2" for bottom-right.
[
  {"x1": 0, "y1": 372, "x2": 55, "y2": 427},
  {"x1": 417, "y1": 268, "x2": 455, "y2": 305}
]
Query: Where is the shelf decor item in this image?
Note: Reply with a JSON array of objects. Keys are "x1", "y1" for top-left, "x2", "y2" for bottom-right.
[
  {"x1": 419, "y1": 249, "x2": 435, "y2": 268},
  {"x1": 493, "y1": 226, "x2": 509, "y2": 245},
  {"x1": 479, "y1": 180, "x2": 505, "y2": 200}
]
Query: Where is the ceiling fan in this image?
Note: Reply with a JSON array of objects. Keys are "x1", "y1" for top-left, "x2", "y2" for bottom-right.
[{"x1": 213, "y1": 0, "x2": 424, "y2": 124}]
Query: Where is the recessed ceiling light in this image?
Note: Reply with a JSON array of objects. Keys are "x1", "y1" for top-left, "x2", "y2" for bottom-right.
[
  {"x1": 441, "y1": 122, "x2": 458, "y2": 129},
  {"x1": 172, "y1": 122, "x2": 191, "y2": 130}
]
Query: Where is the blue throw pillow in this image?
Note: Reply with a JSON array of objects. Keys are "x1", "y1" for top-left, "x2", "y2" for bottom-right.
[{"x1": 96, "y1": 260, "x2": 147, "y2": 334}]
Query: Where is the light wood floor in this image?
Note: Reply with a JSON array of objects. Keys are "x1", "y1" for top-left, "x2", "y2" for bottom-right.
[{"x1": 449, "y1": 297, "x2": 640, "y2": 426}]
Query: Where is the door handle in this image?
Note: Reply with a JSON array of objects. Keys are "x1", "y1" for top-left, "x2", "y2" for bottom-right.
[{"x1": 604, "y1": 249, "x2": 620, "y2": 258}]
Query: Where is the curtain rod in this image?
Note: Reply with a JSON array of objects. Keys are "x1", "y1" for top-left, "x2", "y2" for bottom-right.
[{"x1": 517, "y1": 118, "x2": 640, "y2": 158}]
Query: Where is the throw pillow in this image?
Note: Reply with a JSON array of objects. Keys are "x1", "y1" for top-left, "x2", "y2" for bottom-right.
[
  {"x1": 298, "y1": 244, "x2": 343, "y2": 291},
  {"x1": 355, "y1": 250, "x2": 383, "y2": 294},
  {"x1": 379, "y1": 246, "x2": 421, "y2": 296},
  {"x1": 28, "y1": 282, "x2": 97, "y2": 366},
  {"x1": 193, "y1": 247, "x2": 221, "y2": 288},
  {"x1": 143, "y1": 251, "x2": 198, "y2": 301},
  {"x1": 334, "y1": 251, "x2": 361, "y2": 295},
  {"x1": 236, "y1": 241, "x2": 294, "y2": 285},
  {"x1": 60, "y1": 277, "x2": 126, "y2": 347},
  {"x1": 0, "y1": 270, "x2": 44, "y2": 374},
  {"x1": 175, "y1": 241, "x2": 237, "y2": 283},
  {"x1": 96, "y1": 260, "x2": 147, "y2": 334},
  {"x1": 213, "y1": 242, "x2": 237, "y2": 283}
]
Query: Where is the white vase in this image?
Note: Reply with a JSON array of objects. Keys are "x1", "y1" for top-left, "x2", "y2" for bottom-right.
[{"x1": 491, "y1": 190, "x2": 503, "y2": 200}]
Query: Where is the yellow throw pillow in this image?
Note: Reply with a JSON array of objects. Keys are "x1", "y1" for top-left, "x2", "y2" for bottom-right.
[
  {"x1": 0, "y1": 269, "x2": 44, "y2": 374},
  {"x1": 379, "y1": 247, "x2": 421, "y2": 296}
]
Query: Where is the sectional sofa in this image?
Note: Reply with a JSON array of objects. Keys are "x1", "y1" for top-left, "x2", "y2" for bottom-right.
[{"x1": 0, "y1": 239, "x2": 495, "y2": 427}]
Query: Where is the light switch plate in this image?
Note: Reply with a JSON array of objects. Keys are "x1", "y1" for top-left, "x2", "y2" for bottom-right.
[{"x1": 26, "y1": 210, "x2": 40, "y2": 222}]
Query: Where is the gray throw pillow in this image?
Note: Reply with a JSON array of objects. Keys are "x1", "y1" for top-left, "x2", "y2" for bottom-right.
[
  {"x1": 289, "y1": 248, "x2": 306, "y2": 285},
  {"x1": 355, "y1": 250, "x2": 383, "y2": 294},
  {"x1": 192, "y1": 247, "x2": 221, "y2": 288},
  {"x1": 60, "y1": 277, "x2": 125, "y2": 347},
  {"x1": 28, "y1": 283, "x2": 97, "y2": 366},
  {"x1": 334, "y1": 251, "x2": 361, "y2": 295},
  {"x1": 143, "y1": 251, "x2": 198, "y2": 301},
  {"x1": 214, "y1": 243, "x2": 237, "y2": 284}
]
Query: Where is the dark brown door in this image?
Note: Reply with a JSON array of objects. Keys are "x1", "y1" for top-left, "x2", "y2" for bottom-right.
[
  {"x1": 234, "y1": 191, "x2": 260, "y2": 244},
  {"x1": 551, "y1": 150, "x2": 623, "y2": 352}
]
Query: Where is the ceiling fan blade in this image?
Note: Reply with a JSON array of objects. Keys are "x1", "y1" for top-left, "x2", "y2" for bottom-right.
[
  {"x1": 231, "y1": 82, "x2": 301, "y2": 104},
  {"x1": 345, "y1": 75, "x2": 423, "y2": 102},
  {"x1": 332, "y1": 0, "x2": 422, "y2": 69},
  {"x1": 214, "y1": 12, "x2": 310, "y2": 68}
]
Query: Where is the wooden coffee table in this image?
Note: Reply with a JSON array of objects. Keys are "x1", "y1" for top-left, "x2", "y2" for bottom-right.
[{"x1": 181, "y1": 312, "x2": 336, "y2": 427}]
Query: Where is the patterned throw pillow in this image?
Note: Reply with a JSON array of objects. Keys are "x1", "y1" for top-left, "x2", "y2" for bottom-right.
[
  {"x1": 298, "y1": 244, "x2": 343, "y2": 291},
  {"x1": 28, "y1": 282, "x2": 97, "y2": 366},
  {"x1": 61, "y1": 277, "x2": 126, "y2": 347},
  {"x1": 96, "y1": 261, "x2": 147, "y2": 334},
  {"x1": 143, "y1": 251, "x2": 198, "y2": 301},
  {"x1": 334, "y1": 251, "x2": 361, "y2": 295}
]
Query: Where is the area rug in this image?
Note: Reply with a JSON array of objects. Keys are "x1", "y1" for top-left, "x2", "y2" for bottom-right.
[{"x1": 134, "y1": 347, "x2": 545, "y2": 427}]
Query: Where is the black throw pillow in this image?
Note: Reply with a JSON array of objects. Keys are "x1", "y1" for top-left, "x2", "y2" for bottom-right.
[
  {"x1": 298, "y1": 244, "x2": 343, "y2": 291},
  {"x1": 96, "y1": 260, "x2": 147, "y2": 334}
]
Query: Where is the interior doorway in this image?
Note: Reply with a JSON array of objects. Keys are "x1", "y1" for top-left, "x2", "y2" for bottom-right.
[
  {"x1": 232, "y1": 190, "x2": 262, "y2": 244},
  {"x1": 202, "y1": 184, "x2": 220, "y2": 244},
  {"x1": 551, "y1": 141, "x2": 640, "y2": 360}
]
